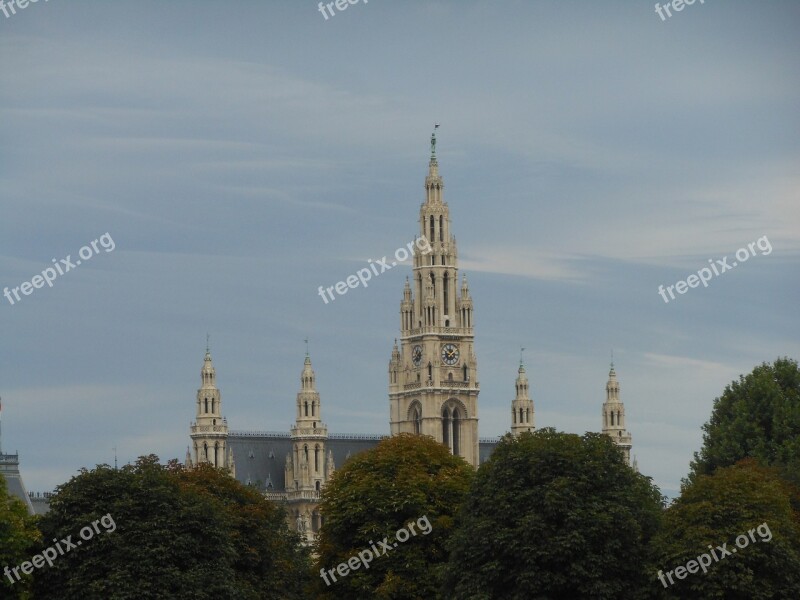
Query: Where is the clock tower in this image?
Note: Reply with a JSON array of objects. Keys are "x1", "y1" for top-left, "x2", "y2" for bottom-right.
[{"x1": 388, "y1": 129, "x2": 480, "y2": 467}]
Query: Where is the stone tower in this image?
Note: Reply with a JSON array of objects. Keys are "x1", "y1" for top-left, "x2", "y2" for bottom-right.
[
  {"x1": 189, "y1": 345, "x2": 234, "y2": 474},
  {"x1": 285, "y1": 352, "x2": 330, "y2": 541},
  {"x1": 510, "y1": 360, "x2": 534, "y2": 436},
  {"x1": 601, "y1": 361, "x2": 632, "y2": 465},
  {"x1": 388, "y1": 129, "x2": 480, "y2": 467}
]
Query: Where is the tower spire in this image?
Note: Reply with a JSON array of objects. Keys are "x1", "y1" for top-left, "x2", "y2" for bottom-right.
[
  {"x1": 602, "y1": 360, "x2": 632, "y2": 465},
  {"x1": 511, "y1": 357, "x2": 534, "y2": 436},
  {"x1": 189, "y1": 345, "x2": 229, "y2": 468}
]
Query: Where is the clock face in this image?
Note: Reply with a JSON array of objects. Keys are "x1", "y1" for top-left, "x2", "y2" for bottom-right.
[
  {"x1": 412, "y1": 345, "x2": 423, "y2": 367},
  {"x1": 441, "y1": 343, "x2": 459, "y2": 365}
]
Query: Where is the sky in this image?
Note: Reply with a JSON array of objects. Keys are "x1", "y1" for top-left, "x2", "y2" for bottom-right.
[{"x1": 1, "y1": 0, "x2": 798, "y2": 500}]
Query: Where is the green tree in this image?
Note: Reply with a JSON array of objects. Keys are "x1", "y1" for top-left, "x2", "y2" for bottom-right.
[
  {"x1": 313, "y1": 433, "x2": 474, "y2": 600},
  {"x1": 32, "y1": 455, "x2": 309, "y2": 599},
  {"x1": 688, "y1": 357, "x2": 800, "y2": 487},
  {"x1": 655, "y1": 460, "x2": 800, "y2": 599},
  {"x1": 443, "y1": 429, "x2": 664, "y2": 600},
  {"x1": 178, "y1": 461, "x2": 310, "y2": 599},
  {"x1": 0, "y1": 473, "x2": 41, "y2": 599}
]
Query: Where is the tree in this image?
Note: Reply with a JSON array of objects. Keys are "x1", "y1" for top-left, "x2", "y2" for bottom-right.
[
  {"x1": 443, "y1": 429, "x2": 664, "y2": 600},
  {"x1": 32, "y1": 455, "x2": 309, "y2": 599},
  {"x1": 655, "y1": 460, "x2": 800, "y2": 599},
  {"x1": 688, "y1": 357, "x2": 800, "y2": 487},
  {"x1": 177, "y1": 461, "x2": 310, "y2": 599},
  {"x1": 0, "y1": 473, "x2": 41, "y2": 600},
  {"x1": 313, "y1": 433, "x2": 474, "y2": 600}
]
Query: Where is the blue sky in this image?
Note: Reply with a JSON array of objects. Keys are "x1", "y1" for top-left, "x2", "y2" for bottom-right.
[{"x1": 1, "y1": 0, "x2": 798, "y2": 499}]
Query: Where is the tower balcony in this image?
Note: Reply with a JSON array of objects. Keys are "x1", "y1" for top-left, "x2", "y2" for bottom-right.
[
  {"x1": 290, "y1": 425, "x2": 328, "y2": 439},
  {"x1": 190, "y1": 423, "x2": 228, "y2": 435}
]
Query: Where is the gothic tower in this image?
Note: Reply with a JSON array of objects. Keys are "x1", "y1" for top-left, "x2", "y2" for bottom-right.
[
  {"x1": 389, "y1": 129, "x2": 480, "y2": 467},
  {"x1": 601, "y1": 361, "x2": 632, "y2": 465},
  {"x1": 510, "y1": 360, "x2": 534, "y2": 436},
  {"x1": 285, "y1": 352, "x2": 330, "y2": 541},
  {"x1": 189, "y1": 345, "x2": 233, "y2": 472}
]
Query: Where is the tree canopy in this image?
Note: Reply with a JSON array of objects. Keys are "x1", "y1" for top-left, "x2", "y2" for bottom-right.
[
  {"x1": 689, "y1": 357, "x2": 800, "y2": 487},
  {"x1": 31, "y1": 455, "x2": 309, "y2": 600},
  {"x1": 0, "y1": 473, "x2": 41, "y2": 600},
  {"x1": 313, "y1": 433, "x2": 474, "y2": 600},
  {"x1": 656, "y1": 460, "x2": 800, "y2": 599},
  {"x1": 442, "y1": 429, "x2": 664, "y2": 600}
]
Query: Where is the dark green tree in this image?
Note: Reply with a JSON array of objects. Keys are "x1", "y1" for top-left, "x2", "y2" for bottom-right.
[
  {"x1": 443, "y1": 429, "x2": 664, "y2": 600},
  {"x1": 313, "y1": 433, "x2": 474, "y2": 600},
  {"x1": 655, "y1": 460, "x2": 800, "y2": 599},
  {"x1": 688, "y1": 357, "x2": 800, "y2": 487},
  {"x1": 32, "y1": 455, "x2": 309, "y2": 599},
  {"x1": 0, "y1": 473, "x2": 41, "y2": 599}
]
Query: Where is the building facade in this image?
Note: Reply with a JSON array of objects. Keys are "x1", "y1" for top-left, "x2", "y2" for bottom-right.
[{"x1": 185, "y1": 134, "x2": 634, "y2": 541}]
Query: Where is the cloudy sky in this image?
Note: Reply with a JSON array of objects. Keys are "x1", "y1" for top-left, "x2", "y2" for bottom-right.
[{"x1": 1, "y1": 0, "x2": 798, "y2": 500}]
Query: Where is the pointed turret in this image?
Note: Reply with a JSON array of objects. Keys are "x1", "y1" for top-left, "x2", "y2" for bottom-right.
[
  {"x1": 510, "y1": 357, "x2": 534, "y2": 436},
  {"x1": 602, "y1": 361, "x2": 633, "y2": 465},
  {"x1": 189, "y1": 343, "x2": 229, "y2": 469}
]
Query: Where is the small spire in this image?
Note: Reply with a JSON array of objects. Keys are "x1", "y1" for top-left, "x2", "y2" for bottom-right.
[
  {"x1": 430, "y1": 123, "x2": 440, "y2": 158},
  {"x1": 206, "y1": 333, "x2": 210, "y2": 354},
  {"x1": 304, "y1": 337, "x2": 310, "y2": 358},
  {"x1": 520, "y1": 347, "x2": 526, "y2": 369}
]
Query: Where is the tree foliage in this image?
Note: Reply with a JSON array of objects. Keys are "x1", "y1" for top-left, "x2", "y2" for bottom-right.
[
  {"x1": 0, "y1": 473, "x2": 41, "y2": 599},
  {"x1": 442, "y1": 429, "x2": 664, "y2": 600},
  {"x1": 313, "y1": 433, "x2": 474, "y2": 600},
  {"x1": 655, "y1": 460, "x2": 800, "y2": 599},
  {"x1": 689, "y1": 357, "x2": 800, "y2": 487},
  {"x1": 32, "y1": 455, "x2": 309, "y2": 599}
]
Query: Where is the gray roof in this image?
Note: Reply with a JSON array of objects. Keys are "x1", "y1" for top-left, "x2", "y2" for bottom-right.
[
  {"x1": 228, "y1": 431, "x2": 500, "y2": 491},
  {"x1": 1, "y1": 453, "x2": 35, "y2": 515}
]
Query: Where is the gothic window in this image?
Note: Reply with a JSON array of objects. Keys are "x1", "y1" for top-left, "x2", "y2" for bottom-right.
[
  {"x1": 211, "y1": 398, "x2": 215, "y2": 413},
  {"x1": 617, "y1": 410, "x2": 621, "y2": 425},
  {"x1": 304, "y1": 445, "x2": 309, "y2": 464},
  {"x1": 463, "y1": 364, "x2": 468, "y2": 381},
  {"x1": 448, "y1": 372, "x2": 453, "y2": 381},
  {"x1": 452, "y1": 408, "x2": 461, "y2": 456},
  {"x1": 430, "y1": 215, "x2": 435, "y2": 241},
  {"x1": 439, "y1": 215, "x2": 444, "y2": 241},
  {"x1": 304, "y1": 401, "x2": 309, "y2": 417},
  {"x1": 315, "y1": 481, "x2": 321, "y2": 492},
  {"x1": 214, "y1": 442, "x2": 219, "y2": 467},
  {"x1": 203, "y1": 442, "x2": 208, "y2": 461},
  {"x1": 442, "y1": 407, "x2": 450, "y2": 448},
  {"x1": 312, "y1": 402, "x2": 316, "y2": 416},
  {"x1": 204, "y1": 398, "x2": 209, "y2": 413},
  {"x1": 519, "y1": 408, "x2": 523, "y2": 424},
  {"x1": 314, "y1": 445, "x2": 320, "y2": 471},
  {"x1": 412, "y1": 404, "x2": 422, "y2": 435},
  {"x1": 213, "y1": 419, "x2": 216, "y2": 426},
  {"x1": 443, "y1": 272, "x2": 449, "y2": 311},
  {"x1": 513, "y1": 409, "x2": 516, "y2": 424},
  {"x1": 526, "y1": 408, "x2": 530, "y2": 423},
  {"x1": 428, "y1": 362, "x2": 433, "y2": 380}
]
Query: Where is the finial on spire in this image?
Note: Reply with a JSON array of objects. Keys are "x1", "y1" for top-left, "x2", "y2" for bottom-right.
[
  {"x1": 610, "y1": 348, "x2": 614, "y2": 369},
  {"x1": 520, "y1": 347, "x2": 526, "y2": 368},
  {"x1": 206, "y1": 333, "x2": 211, "y2": 354},
  {"x1": 430, "y1": 123, "x2": 440, "y2": 158},
  {"x1": 304, "y1": 337, "x2": 309, "y2": 357}
]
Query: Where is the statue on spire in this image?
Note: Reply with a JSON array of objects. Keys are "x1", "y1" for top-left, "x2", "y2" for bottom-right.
[{"x1": 431, "y1": 123, "x2": 440, "y2": 158}]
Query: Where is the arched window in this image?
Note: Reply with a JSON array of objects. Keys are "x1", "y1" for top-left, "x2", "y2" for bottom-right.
[
  {"x1": 304, "y1": 445, "x2": 309, "y2": 464},
  {"x1": 214, "y1": 442, "x2": 219, "y2": 467},
  {"x1": 526, "y1": 408, "x2": 530, "y2": 423},
  {"x1": 312, "y1": 402, "x2": 316, "y2": 416},
  {"x1": 203, "y1": 442, "x2": 208, "y2": 461},
  {"x1": 204, "y1": 398, "x2": 209, "y2": 413},
  {"x1": 519, "y1": 408, "x2": 523, "y2": 424},
  {"x1": 443, "y1": 272, "x2": 449, "y2": 312},
  {"x1": 314, "y1": 445, "x2": 320, "y2": 472},
  {"x1": 315, "y1": 481, "x2": 321, "y2": 492},
  {"x1": 429, "y1": 215, "x2": 435, "y2": 241},
  {"x1": 442, "y1": 407, "x2": 450, "y2": 448},
  {"x1": 211, "y1": 398, "x2": 215, "y2": 413},
  {"x1": 452, "y1": 408, "x2": 461, "y2": 456},
  {"x1": 512, "y1": 409, "x2": 516, "y2": 424},
  {"x1": 304, "y1": 401, "x2": 309, "y2": 417},
  {"x1": 439, "y1": 215, "x2": 444, "y2": 241},
  {"x1": 413, "y1": 405, "x2": 422, "y2": 435},
  {"x1": 463, "y1": 364, "x2": 468, "y2": 381}
]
